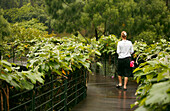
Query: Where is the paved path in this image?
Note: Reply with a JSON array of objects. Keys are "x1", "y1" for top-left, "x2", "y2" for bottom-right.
[{"x1": 72, "y1": 74, "x2": 138, "y2": 111}]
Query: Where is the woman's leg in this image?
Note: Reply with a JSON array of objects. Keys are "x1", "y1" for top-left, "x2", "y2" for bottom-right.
[
  {"x1": 118, "y1": 75, "x2": 122, "y2": 86},
  {"x1": 124, "y1": 77, "x2": 128, "y2": 89}
]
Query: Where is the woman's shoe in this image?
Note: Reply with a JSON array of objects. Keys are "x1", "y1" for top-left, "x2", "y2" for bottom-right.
[
  {"x1": 116, "y1": 84, "x2": 122, "y2": 89},
  {"x1": 123, "y1": 88, "x2": 127, "y2": 91}
]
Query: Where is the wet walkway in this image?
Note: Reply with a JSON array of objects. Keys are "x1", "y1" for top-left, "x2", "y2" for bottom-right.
[{"x1": 72, "y1": 74, "x2": 138, "y2": 111}]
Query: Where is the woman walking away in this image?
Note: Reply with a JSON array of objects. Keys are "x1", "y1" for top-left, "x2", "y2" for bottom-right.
[{"x1": 116, "y1": 31, "x2": 134, "y2": 91}]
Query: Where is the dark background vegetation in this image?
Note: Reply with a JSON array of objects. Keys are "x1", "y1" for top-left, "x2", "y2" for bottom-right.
[{"x1": 0, "y1": 0, "x2": 169, "y2": 43}]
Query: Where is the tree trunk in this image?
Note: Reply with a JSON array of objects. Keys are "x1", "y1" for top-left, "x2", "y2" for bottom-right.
[
  {"x1": 78, "y1": 30, "x2": 90, "y2": 44},
  {"x1": 103, "y1": 21, "x2": 107, "y2": 35},
  {"x1": 166, "y1": 0, "x2": 169, "y2": 9},
  {"x1": 0, "y1": 50, "x2": 1, "y2": 60},
  {"x1": 95, "y1": 28, "x2": 99, "y2": 41},
  {"x1": 30, "y1": 0, "x2": 34, "y2": 6},
  {"x1": 19, "y1": 0, "x2": 23, "y2": 8}
]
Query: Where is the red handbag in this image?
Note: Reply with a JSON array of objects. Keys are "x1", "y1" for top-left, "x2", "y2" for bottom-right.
[{"x1": 130, "y1": 60, "x2": 134, "y2": 67}]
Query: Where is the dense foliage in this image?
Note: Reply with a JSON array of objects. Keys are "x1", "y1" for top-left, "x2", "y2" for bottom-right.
[
  {"x1": 0, "y1": 0, "x2": 45, "y2": 9},
  {"x1": 1, "y1": 0, "x2": 50, "y2": 33},
  {"x1": 0, "y1": 0, "x2": 170, "y2": 110},
  {"x1": 0, "y1": 19, "x2": 48, "y2": 89},
  {"x1": 97, "y1": 35, "x2": 119, "y2": 55},
  {"x1": 0, "y1": 33, "x2": 101, "y2": 90},
  {"x1": 3, "y1": 3, "x2": 48, "y2": 24},
  {"x1": 45, "y1": 0, "x2": 169, "y2": 42},
  {"x1": 0, "y1": 9, "x2": 10, "y2": 50},
  {"x1": 1, "y1": 0, "x2": 169, "y2": 42},
  {"x1": 26, "y1": 36, "x2": 100, "y2": 78},
  {"x1": 132, "y1": 39, "x2": 170, "y2": 110}
]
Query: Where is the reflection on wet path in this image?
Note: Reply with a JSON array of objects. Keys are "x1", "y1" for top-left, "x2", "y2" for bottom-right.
[{"x1": 72, "y1": 74, "x2": 138, "y2": 111}]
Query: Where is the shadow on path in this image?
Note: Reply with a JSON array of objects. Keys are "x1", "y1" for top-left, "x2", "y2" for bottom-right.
[{"x1": 72, "y1": 74, "x2": 138, "y2": 111}]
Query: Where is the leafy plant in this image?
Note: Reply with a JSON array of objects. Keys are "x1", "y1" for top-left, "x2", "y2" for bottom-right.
[
  {"x1": 26, "y1": 36, "x2": 101, "y2": 79},
  {"x1": 10, "y1": 22, "x2": 47, "y2": 42},
  {"x1": 133, "y1": 39, "x2": 169, "y2": 64},
  {"x1": 136, "y1": 31, "x2": 157, "y2": 44},
  {"x1": 0, "y1": 60, "x2": 44, "y2": 90},
  {"x1": 1, "y1": 34, "x2": 101, "y2": 90},
  {"x1": 0, "y1": 9, "x2": 11, "y2": 52},
  {"x1": 132, "y1": 39, "x2": 170, "y2": 111},
  {"x1": 3, "y1": 3, "x2": 48, "y2": 23},
  {"x1": 98, "y1": 34, "x2": 118, "y2": 55}
]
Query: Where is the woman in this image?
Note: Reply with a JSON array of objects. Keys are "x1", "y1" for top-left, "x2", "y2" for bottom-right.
[{"x1": 116, "y1": 31, "x2": 134, "y2": 91}]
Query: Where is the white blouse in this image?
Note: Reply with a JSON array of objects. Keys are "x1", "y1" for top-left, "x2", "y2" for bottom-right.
[{"x1": 117, "y1": 40, "x2": 134, "y2": 59}]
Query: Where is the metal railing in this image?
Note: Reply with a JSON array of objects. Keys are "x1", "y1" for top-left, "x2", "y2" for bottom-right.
[
  {"x1": 1, "y1": 43, "x2": 87, "y2": 111},
  {"x1": 1, "y1": 43, "x2": 29, "y2": 66},
  {"x1": 90, "y1": 54, "x2": 118, "y2": 77},
  {"x1": 0, "y1": 68, "x2": 87, "y2": 111}
]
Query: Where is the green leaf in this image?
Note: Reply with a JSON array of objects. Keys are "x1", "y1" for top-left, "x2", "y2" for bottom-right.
[
  {"x1": 145, "y1": 81, "x2": 170, "y2": 106},
  {"x1": 135, "y1": 105, "x2": 150, "y2": 111},
  {"x1": 147, "y1": 61, "x2": 158, "y2": 66},
  {"x1": 97, "y1": 62, "x2": 103, "y2": 67},
  {"x1": 0, "y1": 73, "x2": 10, "y2": 82},
  {"x1": 35, "y1": 72, "x2": 44, "y2": 84},
  {"x1": 53, "y1": 64, "x2": 60, "y2": 70},
  {"x1": 23, "y1": 71, "x2": 36, "y2": 84},
  {"x1": 139, "y1": 97, "x2": 147, "y2": 106},
  {"x1": 146, "y1": 74, "x2": 154, "y2": 80},
  {"x1": 95, "y1": 50, "x2": 101, "y2": 56},
  {"x1": 130, "y1": 103, "x2": 135, "y2": 108},
  {"x1": 143, "y1": 65, "x2": 153, "y2": 73},
  {"x1": 45, "y1": 65, "x2": 49, "y2": 72},
  {"x1": 21, "y1": 80, "x2": 34, "y2": 90},
  {"x1": 133, "y1": 67, "x2": 143, "y2": 73},
  {"x1": 3, "y1": 65, "x2": 12, "y2": 72},
  {"x1": 1, "y1": 60, "x2": 12, "y2": 67},
  {"x1": 10, "y1": 80, "x2": 21, "y2": 88},
  {"x1": 137, "y1": 76, "x2": 141, "y2": 83},
  {"x1": 54, "y1": 70, "x2": 62, "y2": 76}
]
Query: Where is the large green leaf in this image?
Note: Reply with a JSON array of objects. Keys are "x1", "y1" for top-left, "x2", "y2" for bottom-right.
[
  {"x1": 20, "y1": 80, "x2": 34, "y2": 90},
  {"x1": 0, "y1": 60, "x2": 12, "y2": 67},
  {"x1": 145, "y1": 81, "x2": 170, "y2": 106},
  {"x1": 135, "y1": 105, "x2": 151, "y2": 111}
]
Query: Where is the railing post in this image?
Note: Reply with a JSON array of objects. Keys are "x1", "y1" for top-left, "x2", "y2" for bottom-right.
[
  {"x1": 0, "y1": 49, "x2": 1, "y2": 60},
  {"x1": 64, "y1": 75, "x2": 68, "y2": 111},
  {"x1": 4, "y1": 92, "x2": 7, "y2": 111},
  {"x1": 105, "y1": 53, "x2": 106, "y2": 77},
  {"x1": 31, "y1": 87, "x2": 35, "y2": 111},
  {"x1": 83, "y1": 69, "x2": 87, "y2": 99},
  {"x1": 51, "y1": 73, "x2": 53, "y2": 111},
  {"x1": 75, "y1": 71, "x2": 78, "y2": 105},
  {"x1": 114, "y1": 54, "x2": 117, "y2": 76},
  {"x1": 12, "y1": 45, "x2": 15, "y2": 63}
]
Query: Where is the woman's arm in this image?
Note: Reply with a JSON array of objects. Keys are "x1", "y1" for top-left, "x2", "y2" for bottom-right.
[
  {"x1": 130, "y1": 42, "x2": 134, "y2": 54},
  {"x1": 117, "y1": 42, "x2": 120, "y2": 55}
]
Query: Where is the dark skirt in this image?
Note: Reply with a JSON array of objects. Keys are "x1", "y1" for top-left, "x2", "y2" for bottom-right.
[{"x1": 117, "y1": 57, "x2": 133, "y2": 77}]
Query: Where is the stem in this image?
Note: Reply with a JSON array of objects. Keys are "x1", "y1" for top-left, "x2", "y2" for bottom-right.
[
  {"x1": 95, "y1": 28, "x2": 98, "y2": 41},
  {"x1": 78, "y1": 31, "x2": 90, "y2": 44}
]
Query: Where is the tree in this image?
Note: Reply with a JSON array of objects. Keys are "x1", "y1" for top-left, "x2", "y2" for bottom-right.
[
  {"x1": 0, "y1": 9, "x2": 10, "y2": 59},
  {"x1": 45, "y1": 0, "x2": 169, "y2": 42},
  {"x1": 0, "y1": 9, "x2": 10, "y2": 42},
  {"x1": 107, "y1": 0, "x2": 137, "y2": 39},
  {"x1": 2, "y1": 1, "x2": 50, "y2": 33},
  {"x1": 19, "y1": 0, "x2": 23, "y2": 8},
  {"x1": 0, "y1": 0, "x2": 19, "y2": 9},
  {"x1": 45, "y1": 0, "x2": 136, "y2": 40},
  {"x1": 4, "y1": 3, "x2": 48, "y2": 24},
  {"x1": 132, "y1": 0, "x2": 169, "y2": 42},
  {"x1": 45, "y1": 0, "x2": 118, "y2": 40},
  {"x1": 81, "y1": 0, "x2": 119, "y2": 40},
  {"x1": 45, "y1": 0, "x2": 84, "y2": 34}
]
